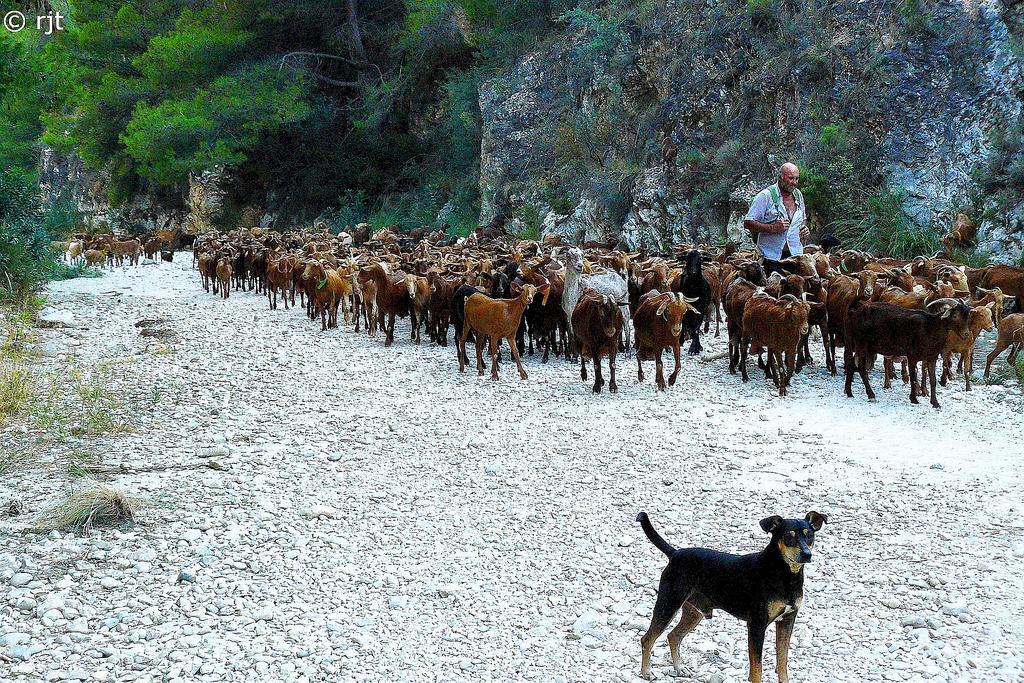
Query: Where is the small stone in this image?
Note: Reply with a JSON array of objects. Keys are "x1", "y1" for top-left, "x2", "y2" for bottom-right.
[
  {"x1": 99, "y1": 577, "x2": 119, "y2": 590},
  {"x1": 572, "y1": 611, "x2": 601, "y2": 635},
  {"x1": 941, "y1": 602, "x2": 968, "y2": 616},
  {"x1": 253, "y1": 606, "x2": 276, "y2": 621},
  {"x1": 930, "y1": 463, "x2": 944, "y2": 470},
  {"x1": 66, "y1": 618, "x2": 89, "y2": 634},
  {"x1": 16, "y1": 597, "x2": 37, "y2": 612},
  {"x1": 9, "y1": 572, "x2": 32, "y2": 587},
  {"x1": 38, "y1": 307, "x2": 76, "y2": 328},
  {"x1": 176, "y1": 571, "x2": 195, "y2": 584}
]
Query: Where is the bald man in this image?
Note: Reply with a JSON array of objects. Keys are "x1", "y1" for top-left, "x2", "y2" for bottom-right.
[{"x1": 743, "y1": 163, "x2": 810, "y2": 276}]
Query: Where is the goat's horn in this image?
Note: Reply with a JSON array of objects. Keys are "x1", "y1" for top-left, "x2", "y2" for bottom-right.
[{"x1": 926, "y1": 297, "x2": 960, "y2": 309}]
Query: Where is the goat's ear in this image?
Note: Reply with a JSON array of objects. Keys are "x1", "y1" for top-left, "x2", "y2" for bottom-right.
[
  {"x1": 760, "y1": 516, "x2": 784, "y2": 534},
  {"x1": 805, "y1": 511, "x2": 827, "y2": 530}
]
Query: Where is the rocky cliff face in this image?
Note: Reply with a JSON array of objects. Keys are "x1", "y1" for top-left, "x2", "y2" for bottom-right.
[{"x1": 479, "y1": 0, "x2": 1024, "y2": 262}]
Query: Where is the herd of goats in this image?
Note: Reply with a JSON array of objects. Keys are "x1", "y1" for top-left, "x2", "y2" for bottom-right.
[{"x1": 58, "y1": 224, "x2": 1024, "y2": 407}]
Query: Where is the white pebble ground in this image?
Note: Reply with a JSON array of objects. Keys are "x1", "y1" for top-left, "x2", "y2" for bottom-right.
[{"x1": 2, "y1": 257, "x2": 1023, "y2": 682}]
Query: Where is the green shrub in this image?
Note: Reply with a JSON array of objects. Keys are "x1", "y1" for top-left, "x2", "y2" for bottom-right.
[
  {"x1": 981, "y1": 116, "x2": 1024, "y2": 215},
  {"x1": 830, "y1": 188, "x2": 939, "y2": 258},
  {"x1": 899, "y1": 0, "x2": 938, "y2": 36},
  {"x1": 746, "y1": 0, "x2": 779, "y2": 21},
  {"x1": 515, "y1": 203, "x2": 544, "y2": 237}
]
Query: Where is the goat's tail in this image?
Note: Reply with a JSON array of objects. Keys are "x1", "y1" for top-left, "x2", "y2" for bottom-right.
[{"x1": 636, "y1": 511, "x2": 675, "y2": 556}]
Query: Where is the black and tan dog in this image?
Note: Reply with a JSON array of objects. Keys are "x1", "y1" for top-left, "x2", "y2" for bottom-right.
[{"x1": 635, "y1": 510, "x2": 827, "y2": 682}]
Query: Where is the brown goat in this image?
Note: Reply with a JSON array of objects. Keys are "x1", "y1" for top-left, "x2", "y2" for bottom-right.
[
  {"x1": 363, "y1": 262, "x2": 417, "y2": 346},
  {"x1": 572, "y1": 289, "x2": 625, "y2": 393},
  {"x1": 940, "y1": 303, "x2": 994, "y2": 391},
  {"x1": 826, "y1": 270, "x2": 877, "y2": 366},
  {"x1": 215, "y1": 258, "x2": 232, "y2": 299},
  {"x1": 723, "y1": 277, "x2": 760, "y2": 375},
  {"x1": 84, "y1": 249, "x2": 107, "y2": 269},
  {"x1": 984, "y1": 313, "x2": 1024, "y2": 378},
  {"x1": 461, "y1": 283, "x2": 549, "y2": 380},
  {"x1": 304, "y1": 261, "x2": 346, "y2": 330},
  {"x1": 940, "y1": 213, "x2": 977, "y2": 252},
  {"x1": 410, "y1": 276, "x2": 431, "y2": 344},
  {"x1": 633, "y1": 291, "x2": 698, "y2": 391},
  {"x1": 265, "y1": 254, "x2": 294, "y2": 310},
  {"x1": 740, "y1": 293, "x2": 810, "y2": 396},
  {"x1": 979, "y1": 265, "x2": 1024, "y2": 314},
  {"x1": 973, "y1": 286, "x2": 1005, "y2": 325}
]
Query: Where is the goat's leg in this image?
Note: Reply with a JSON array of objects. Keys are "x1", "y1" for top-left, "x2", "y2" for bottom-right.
[
  {"x1": 688, "y1": 321, "x2": 702, "y2": 355},
  {"x1": 928, "y1": 359, "x2": 940, "y2": 408},
  {"x1": 458, "y1": 320, "x2": 470, "y2": 372},
  {"x1": 823, "y1": 322, "x2": 835, "y2": 375},
  {"x1": 593, "y1": 356, "x2": 602, "y2": 393},
  {"x1": 637, "y1": 351, "x2": 645, "y2": 383},
  {"x1": 883, "y1": 357, "x2": 893, "y2": 389},
  {"x1": 387, "y1": 313, "x2": 396, "y2": 347},
  {"x1": 508, "y1": 335, "x2": 527, "y2": 380},
  {"x1": 715, "y1": 303, "x2": 722, "y2": 337},
  {"x1": 668, "y1": 341, "x2": 681, "y2": 386},
  {"x1": 784, "y1": 348, "x2": 795, "y2": 396},
  {"x1": 844, "y1": 347, "x2": 855, "y2": 397},
  {"x1": 908, "y1": 360, "x2": 920, "y2": 404},
  {"x1": 965, "y1": 346, "x2": 974, "y2": 391},
  {"x1": 475, "y1": 334, "x2": 485, "y2": 376},
  {"x1": 940, "y1": 352, "x2": 951, "y2": 386},
  {"x1": 655, "y1": 349, "x2": 666, "y2": 391},
  {"x1": 608, "y1": 347, "x2": 617, "y2": 393},
  {"x1": 489, "y1": 336, "x2": 502, "y2": 381},
  {"x1": 740, "y1": 337, "x2": 750, "y2": 383},
  {"x1": 581, "y1": 354, "x2": 588, "y2": 382}
]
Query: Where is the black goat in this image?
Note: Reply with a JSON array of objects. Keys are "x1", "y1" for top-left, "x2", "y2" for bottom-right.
[
  {"x1": 844, "y1": 298, "x2": 971, "y2": 408},
  {"x1": 451, "y1": 283, "x2": 480, "y2": 366},
  {"x1": 489, "y1": 272, "x2": 511, "y2": 300},
  {"x1": 674, "y1": 250, "x2": 712, "y2": 355}
]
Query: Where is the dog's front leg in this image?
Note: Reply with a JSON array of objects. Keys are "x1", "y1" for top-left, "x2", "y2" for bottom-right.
[
  {"x1": 775, "y1": 613, "x2": 796, "y2": 683},
  {"x1": 747, "y1": 621, "x2": 768, "y2": 683}
]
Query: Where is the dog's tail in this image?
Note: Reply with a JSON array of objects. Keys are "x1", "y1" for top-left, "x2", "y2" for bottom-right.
[{"x1": 636, "y1": 511, "x2": 675, "y2": 556}]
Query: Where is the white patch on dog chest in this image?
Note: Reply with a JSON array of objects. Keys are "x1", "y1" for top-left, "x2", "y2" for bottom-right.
[{"x1": 767, "y1": 596, "x2": 803, "y2": 623}]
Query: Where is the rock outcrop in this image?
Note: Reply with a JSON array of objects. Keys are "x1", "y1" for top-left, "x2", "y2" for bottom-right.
[{"x1": 479, "y1": 0, "x2": 1024, "y2": 262}]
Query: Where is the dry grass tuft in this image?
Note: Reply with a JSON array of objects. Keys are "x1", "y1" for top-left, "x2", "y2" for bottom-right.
[
  {"x1": 34, "y1": 482, "x2": 139, "y2": 533},
  {"x1": 0, "y1": 358, "x2": 34, "y2": 420},
  {"x1": 0, "y1": 448, "x2": 35, "y2": 476}
]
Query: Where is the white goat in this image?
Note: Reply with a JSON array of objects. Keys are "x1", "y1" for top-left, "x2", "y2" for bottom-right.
[{"x1": 560, "y1": 247, "x2": 632, "y2": 353}]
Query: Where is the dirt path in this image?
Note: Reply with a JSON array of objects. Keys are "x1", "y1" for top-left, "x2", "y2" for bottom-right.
[{"x1": 3, "y1": 257, "x2": 1023, "y2": 682}]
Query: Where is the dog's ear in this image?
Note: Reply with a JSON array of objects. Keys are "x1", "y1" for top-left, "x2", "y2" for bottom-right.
[
  {"x1": 805, "y1": 511, "x2": 828, "y2": 531},
  {"x1": 760, "y1": 516, "x2": 784, "y2": 534}
]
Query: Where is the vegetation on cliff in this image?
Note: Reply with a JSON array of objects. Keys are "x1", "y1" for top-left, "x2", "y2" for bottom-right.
[{"x1": 0, "y1": 0, "x2": 1021, "y2": 296}]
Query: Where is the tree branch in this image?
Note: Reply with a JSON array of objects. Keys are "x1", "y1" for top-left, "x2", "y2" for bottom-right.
[
  {"x1": 280, "y1": 51, "x2": 369, "y2": 68},
  {"x1": 346, "y1": 0, "x2": 371, "y2": 67}
]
